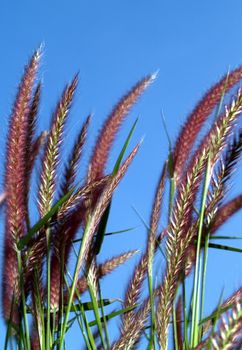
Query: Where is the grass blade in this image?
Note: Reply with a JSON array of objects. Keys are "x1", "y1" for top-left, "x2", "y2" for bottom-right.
[
  {"x1": 88, "y1": 304, "x2": 138, "y2": 327},
  {"x1": 18, "y1": 188, "x2": 74, "y2": 250},
  {"x1": 190, "y1": 155, "x2": 213, "y2": 347},
  {"x1": 93, "y1": 118, "x2": 138, "y2": 255}
]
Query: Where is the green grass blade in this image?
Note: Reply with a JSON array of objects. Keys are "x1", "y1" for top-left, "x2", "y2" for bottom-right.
[
  {"x1": 204, "y1": 292, "x2": 224, "y2": 350},
  {"x1": 182, "y1": 278, "x2": 189, "y2": 350},
  {"x1": 98, "y1": 282, "x2": 110, "y2": 348},
  {"x1": 46, "y1": 227, "x2": 52, "y2": 350},
  {"x1": 68, "y1": 299, "x2": 117, "y2": 312},
  {"x1": 190, "y1": 155, "x2": 212, "y2": 347},
  {"x1": 200, "y1": 232, "x2": 210, "y2": 339},
  {"x1": 208, "y1": 243, "x2": 242, "y2": 253},
  {"x1": 87, "y1": 275, "x2": 107, "y2": 349},
  {"x1": 72, "y1": 227, "x2": 137, "y2": 244},
  {"x1": 93, "y1": 118, "x2": 138, "y2": 255},
  {"x1": 59, "y1": 215, "x2": 93, "y2": 349},
  {"x1": 93, "y1": 203, "x2": 111, "y2": 255},
  {"x1": 62, "y1": 274, "x2": 95, "y2": 350},
  {"x1": 16, "y1": 249, "x2": 30, "y2": 350},
  {"x1": 112, "y1": 118, "x2": 138, "y2": 175},
  {"x1": 88, "y1": 304, "x2": 138, "y2": 327},
  {"x1": 209, "y1": 235, "x2": 242, "y2": 240},
  {"x1": 199, "y1": 302, "x2": 238, "y2": 326},
  {"x1": 18, "y1": 188, "x2": 74, "y2": 250},
  {"x1": 173, "y1": 300, "x2": 179, "y2": 350}
]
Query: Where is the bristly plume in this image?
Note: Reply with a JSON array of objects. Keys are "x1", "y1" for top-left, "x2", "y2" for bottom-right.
[
  {"x1": 69, "y1": 143, "x2": 141, "y2": 295},
  {"x1": 49, "y1": 112, "x2": 91, "y2": 304},
  {"x1": 156, "y1": 90, "x2": 242, "y2": 350},
  {"x1": 88, "y1": 73, "x2": 156, "y2": 183},
  {"x1": 173, "y1": 65, "x2": 242, "y2": 183},
  {"x1": 121, "y1": 162, "x2": 167, "y2": 332},
  {"x1": 111, "y1": 288, "x2": 160, "y2": 349},
  {"x1": 50, "y1": 204, "x2": 84, "y2": 309},
  {"x1": 29, "y1": 131, "x2": 49, "y2": 173},
  {"x1": 203, "y1": 302, "x2": 242, "y2": 350},
  {"x1": 3, "y1": 49, "x2": 41, "y2": 322},
  {"x1": 65, "y1": 250, "x2": 138, "y2": 302},
  {"x1": 60, "y1": 114, "x2": 91, "y2": 197},
  {"x1": 202, "y1": 287, "x2": 242, "y2": 336},
  {"x1": 38, "y1": 74, "x2": 78, "y2": 217},
  {"x1": 212, "y1": 194, "x2": 242, "y2": 233},
  {"x1": 27, "y1": 76, "x2": 78, "y2": 294},
  {"x1": 24, "y1": 83, "x2": 42, "y2": 228},
  {"x1": 183, "y1": 130, "x2": 242, "y2": 276},
  {"x1": 2, "y1": 51, "x2": 242, "y2": 350}
]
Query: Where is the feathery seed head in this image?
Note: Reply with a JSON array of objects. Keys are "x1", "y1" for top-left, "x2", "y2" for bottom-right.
[
  {"x1": 3, "y1": 49, "x2": 41, "y2": 322},
  {"x1": 88, "y1": 74, "x2": 155, "y2": 183},
  {"x1": 173, "y1": 65, "x2": 242, "y2": 183}
]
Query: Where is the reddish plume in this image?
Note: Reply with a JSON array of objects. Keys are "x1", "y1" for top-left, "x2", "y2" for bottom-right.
[
  {"x1": 173, "y1": 65, "x2": 242, "y2": 182},
  {"x1": 3, "y1": 49, "x2": 41, "y2": 322}
]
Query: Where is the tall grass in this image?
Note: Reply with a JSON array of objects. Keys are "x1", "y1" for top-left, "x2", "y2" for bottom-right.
[{"x1": 1, "y1": 49, "x2": 242, "y2": 349}]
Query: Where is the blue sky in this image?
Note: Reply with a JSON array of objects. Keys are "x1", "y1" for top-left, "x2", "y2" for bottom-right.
[{"x1": 0, "y1": 1, "x2": 242, "y2": 348}]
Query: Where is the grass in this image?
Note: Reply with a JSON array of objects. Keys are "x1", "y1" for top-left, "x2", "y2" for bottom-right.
[{"x1": 1, "y1": 49, "x2": 242, "y2": 349}]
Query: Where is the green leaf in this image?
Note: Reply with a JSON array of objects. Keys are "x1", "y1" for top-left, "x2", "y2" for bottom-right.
[
  {"x1": 88, "y1": 304, "x2": 138, "y2": 327},
  {"x1": 70, "y1": 298, "x2": 117, "y2": 312},
  {"x1": 72, "y1": 227, "x2": 137, "y2": 243},
  {"x1": 18, "y1": 188, "x2": 74, "y2": 250},
  {"x1": 93, "y1": 119, "x2": 138, "y2": 255},
  {"x1": 200, "y1": 301, "x2": 239, "y2": 327},
  {"x1": 112, "y1": 118, "x2": 138, "y2": 175},
  {"x1": 26, "y1": 298, "x2": 117, "y2": 313},
  {"x1": 209, "y1": 235, "x2": 242, "y2": 240},
  {"x1": 208, "y1": 243, "x2": 242, "y2": 253}
]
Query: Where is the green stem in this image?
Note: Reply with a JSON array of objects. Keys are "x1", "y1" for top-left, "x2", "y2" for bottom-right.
[
  {"x1": 59, "y1": 216, "x2": 92, "y2": 350},
  {"x1": 17, "y1": 249, "x2": 30, "y2": 350},
  {"x1": 46, "y1": 227, "x2": 52, "y2": 350},
  {"x1": 190, "y1": 155, "x2": 212, "y2": 347},
  {"x1": 200, "y1": 232, "x2": 210, "y2": 338}
]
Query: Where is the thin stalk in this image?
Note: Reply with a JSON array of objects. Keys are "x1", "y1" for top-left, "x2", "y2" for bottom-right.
[
  {"x1": 168, "y1": 151, "x2": 175, "y2": 218},
  {"x1": 87, "y1": 277, "x2": 107, "y2": 350},
  {"x1": 19, "y1": 323, "x2": 25, "y2": 350},
  {"x1": 4, "y1": 295, "x2": 16, "y2": 350},
  {"x1": 46, "y1": 227, "x2": 52, "y2": 350},
  {"x1": 80, "y1": 304, "x2": 97, "y2": 350},
  {"x1": 98, "y1": 282, "x2": 110, "y2": 348},
  {"x1": 52, "y1": 309, "x2": 56, "y2": 345},
  {"x1": 33, "y1": 267, "x2": 46, "y2": 350},
  {"x1": 190, "y1": 155, "x2": 212, "y2": 347},
  {"x1": 57, "y1": 250, "x2": 65, "y2": 344},
  {"x1": 63, "y1": 274, "x2": 94, "y2": 350},
  {"x1": 206, "y1": 292, "x2": 224, "y2": 350},
  {"x1": 200, "y1": 232, "x2": 210, "y2": 337},
  {"x1": 162, "y1": 110, "x2": 174, "y2": 217},
  {"x1": 17, "y1": 248, "x2": 30, "y2": 350},
  {"x1": 147, "y1": 259, "x2": 156, "y2": 350},
  {"x1": 173, "y1": 301, "x2": 179, "y2": 350},
  {"x1": 182, "y1": 278, "x2": 189, "y2": 350},
  {"x1": 59, "y1": 216, "x2": 92, "y2": 349}
]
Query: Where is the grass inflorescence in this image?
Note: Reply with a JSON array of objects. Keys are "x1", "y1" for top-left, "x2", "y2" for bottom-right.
[{"x1": 1, "y1": 50, "x2": 242, "y2": 349}]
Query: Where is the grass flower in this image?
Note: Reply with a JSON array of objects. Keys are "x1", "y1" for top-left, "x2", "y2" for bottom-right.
[{"x1": 1, "y1": 50, "x2": 241, "y2": 350}]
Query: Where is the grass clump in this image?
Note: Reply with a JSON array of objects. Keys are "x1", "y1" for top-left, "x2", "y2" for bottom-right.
[{"x1": 1, "y1": 49, "x2": 242, "y2": 349}]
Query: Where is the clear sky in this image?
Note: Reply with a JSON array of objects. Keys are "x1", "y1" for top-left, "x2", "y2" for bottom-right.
[{"x1": 0, "y1": 1, "x2": 242, "y2": 349}]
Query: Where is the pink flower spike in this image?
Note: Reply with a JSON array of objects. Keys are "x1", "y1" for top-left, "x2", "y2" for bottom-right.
[
  {"x1": 173, "y1": 65, "x2": 242, "y2": 182},
  {"x1": 88, "y1": 73, "x2": 156, "y2": 183},
  {"x1": 3, "y1": 49, "x2": 41, "y2": 323}
]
